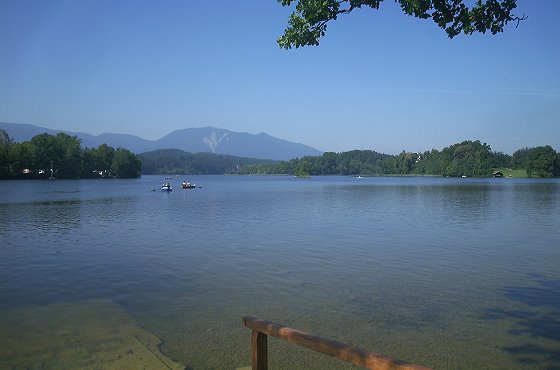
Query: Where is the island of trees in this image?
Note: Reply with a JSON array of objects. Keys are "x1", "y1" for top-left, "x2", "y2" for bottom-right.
[{"x1": 0, "y1": 130, "x2": 141, "y2": 179}]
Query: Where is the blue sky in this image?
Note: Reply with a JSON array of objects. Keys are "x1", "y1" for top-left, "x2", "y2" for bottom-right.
[{"x1": 1, "y1": 0, "x2": 559, "y2": 155}]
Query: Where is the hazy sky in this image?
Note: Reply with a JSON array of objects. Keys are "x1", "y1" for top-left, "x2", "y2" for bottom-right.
[{"x1": 1, "y1": 1, "x2": 559, "y2": 154}]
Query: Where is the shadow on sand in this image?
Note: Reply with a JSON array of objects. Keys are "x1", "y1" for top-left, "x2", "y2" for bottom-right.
[{"x1": 481, "y1": 274, "x2": 560, "y2": 369}]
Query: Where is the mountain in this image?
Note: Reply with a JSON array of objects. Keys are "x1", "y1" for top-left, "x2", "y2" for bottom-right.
[
  {"x1": 0, "y1": 122, "x2": 322, "y2": 160},
  {"x1": 154, "y1": 127, "x2": 321, "y2": 160}
]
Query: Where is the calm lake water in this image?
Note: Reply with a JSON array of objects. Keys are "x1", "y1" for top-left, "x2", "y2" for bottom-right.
[{"x1": 1, "y1": 175, "x2": 559, "y2": 369}]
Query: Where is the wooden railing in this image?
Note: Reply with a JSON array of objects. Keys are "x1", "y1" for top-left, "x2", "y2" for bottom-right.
[{"x1": 243, "y1": 316, "x2": 431, "y2": 370}]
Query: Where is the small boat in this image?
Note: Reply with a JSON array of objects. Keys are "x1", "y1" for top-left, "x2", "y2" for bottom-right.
[
  {"x1": 356, "y1": 175, "x2": 363, "y2": 179},
  {"x1": 161, "y1": 183, "x2": 172, "y2": 191},
  {"x1": 181, "y1": 180, "x2": 196, "y2": 189}
]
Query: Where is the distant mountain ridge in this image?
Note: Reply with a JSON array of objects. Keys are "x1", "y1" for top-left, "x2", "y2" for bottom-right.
[{"x1": 0, "y1": 122, "x2": 322, "y2": 160}]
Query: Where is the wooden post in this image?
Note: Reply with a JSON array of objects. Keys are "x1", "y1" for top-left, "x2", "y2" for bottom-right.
[
  {"x1": 243, "y1": 316, "x2": 431, "y2": 370},
  {"x1": 251, "y1": 329, "x2": 268, "y2": 370}
]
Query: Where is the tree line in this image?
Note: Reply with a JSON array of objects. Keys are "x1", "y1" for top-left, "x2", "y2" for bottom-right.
[
  {"x1": 0, "y1": 130, "x2": 141, "y2": 179},
  {"x1": 2, "y1": 132, "x2": 557, "y2": 179},
  {"x1": 240, "y1": 140, "x2": 560, "y2": 178},
  {"x1": 138, "y1": 149, "x2": 272, "y2": 175}
]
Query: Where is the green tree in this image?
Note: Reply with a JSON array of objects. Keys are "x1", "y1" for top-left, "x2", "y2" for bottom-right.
[
  {"x1": 30, "y1": 133, "x2": 58, "y2": 174},
  {"x1": 512, "y1": 146, "x2": 559, "y2": 177},
  {"x1": 277, "y1": 0, "x2": 525, "y2": 49},
  {"x1": 293, "y1": 159, "x2": 312, "y2": 177},
  {"x1": 80, "y1": 148, "x2": 97, "y2": 178},
  {"x1": 111, "y1": 148, "x2": 141, "y2": 178},
  {"x1": 316, "y1": 152, "x2": 338, "y2": 174},
  {"x1": 525, "y1": 145, "x2": 559, "y2": 177},
  {"x1": 23, "y1": 132, "x2": 82, "y2": 178},
  {"x1": 512, "y1": 147, "x2": 530, "y2": 170},
  {"x1": 491, "y1": 151, "x2": 512, "y2": 168},
  {"x1": 392, "y1": 151, "x2": 416, "y2": 174},
  {"x1": 439, "y1": 140, "x2": 493, "y2": 177},
  {"x1": 94, "y1": 144, "x2": 115, "y2": 174},
  {"x1": 0, "y1": 129, "x2": 12, "y2": 178},
  {"x1": 7, "y1": 142, "x2": 34, "y2": 178},
  {"x1": 55, "y1": 133, "x2": 82, "y2": 178}
]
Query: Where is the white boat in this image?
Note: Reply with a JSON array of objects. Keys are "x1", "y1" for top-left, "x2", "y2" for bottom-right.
[
  {"x1": 181, "y1": 180, "x2": 196, "y2": 189},
  {"x1": 161, "y1": 183, "x2": 172, "y2": 191}
]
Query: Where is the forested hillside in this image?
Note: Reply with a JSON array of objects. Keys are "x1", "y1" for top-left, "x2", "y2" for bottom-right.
[
  {"x1": 240, "y1": 141, "x2": 560, "y2": 178},
  {"x1": 137, "y1": 149, "x2": 273, "y2": 175}
]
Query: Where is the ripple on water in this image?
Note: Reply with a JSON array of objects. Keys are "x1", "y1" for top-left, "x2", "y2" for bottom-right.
[{"x1": 1, "y1": 176, "x2": 559, "y2": 369}]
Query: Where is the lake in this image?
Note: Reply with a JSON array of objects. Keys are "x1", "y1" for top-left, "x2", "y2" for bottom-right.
[{"x1": 1, "y1": 175, "x2": 559, "y2": 369}]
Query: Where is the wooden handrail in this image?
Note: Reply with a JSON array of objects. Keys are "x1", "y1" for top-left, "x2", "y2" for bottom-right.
[{"x1": 243, "y1": 316, "x2": 431, "y2": 370}]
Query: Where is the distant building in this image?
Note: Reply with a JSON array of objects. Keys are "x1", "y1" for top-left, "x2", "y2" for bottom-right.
[{"x1": 492, "y1": 171, "x2": 504, "y2": 178}]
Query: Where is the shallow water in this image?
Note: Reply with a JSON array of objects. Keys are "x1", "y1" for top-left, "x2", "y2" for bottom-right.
[
  {"x1": 1, "y1": 176, "x2": 559, "y2": 369},
  {"x1": 0, "y1": 299, "x2": 184, "y2": 369}
]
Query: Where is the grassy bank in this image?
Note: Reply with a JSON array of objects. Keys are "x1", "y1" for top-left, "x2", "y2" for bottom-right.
[{"x1": 493, "y1": 168, "x2": 528, "y2": 178}]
